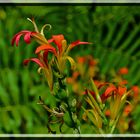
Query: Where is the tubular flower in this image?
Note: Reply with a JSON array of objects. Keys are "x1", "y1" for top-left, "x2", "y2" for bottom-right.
[
  {"x1": 84, "y1": 82, "x2": 128, "y2": 103},
  {"x1": 11, "y1": 18, "x2": 54, "y2": 90},
  {"x1": 118, "y1": 67, "x2": 129, "y2": 75},
  {"x1": 11, "y1": 18, "x2": 50, "y2": 47},
  {"x1": 11, "y1": 30, "x2": 36, "y2": 46},
  {"x1": 131, "y1": 86, "x2": 140, "y2": 97},
  {"x1": 11, "y1": 29, "x2": 49, "y2": 46},
  {"x1": 12, "y1": 18, "x2": 91, "y2": 90},
  {"x1": 35, "y1": 34, "x2": 91, "y2": 74},
  {"x1": 23, "y1": 52, "x2": 54, "y2": 90},
  {"x1": 83, "y1": 80, "x2": 131, "y2": 133}
]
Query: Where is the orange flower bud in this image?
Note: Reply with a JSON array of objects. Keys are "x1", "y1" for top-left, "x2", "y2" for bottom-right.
[
  {"x1": 119, "y1": 80, "x2": 128, "y2": 85},
  {"x1": 77, "y1": 57, "x2": 86, "y2": 64},
  {"x1": 118, "y1": 86, "x2": 127, "y2": 96},
  {"x1": 131, "y1": 86, "x2": 139, "y2": 97},
  {"x1": 66, "y1": 77, "x2": 73, "y2": 83},
  {"x1": 124, "y1": 105, "x2": 132, "y2": 116},
  {"x1": 118, "y1": 67, "x2": 128, "y2": 75},
  {"x1": 72, "y1": 71, "x2": 80, "y2": 79},
  {"x1": 105, "y1": 109, "x2": 110, "y2": 117}
]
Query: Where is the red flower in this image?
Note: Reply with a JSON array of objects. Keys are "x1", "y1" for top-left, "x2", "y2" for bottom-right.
[
  {"x1": 124, "y1": 105, "x2": 132, "y2": 116},
  {"x1": 118, "y1": 80, "x2": 128, "y2": 85},
  {"x1": 23, "y1": 49, "x2": 54, "y2": 90},
  {"x1": 101, "y1": 85, "x2": 127, "y2": 102},
  {"x1": 23, "y1": 58, "x2": 44, "y2": 67},
  {"x1": 35, "y1": 34, "x2": 91, "y2": 56},
  {"x1": 105, "y1": 109, "x2": 111, "y2": 117},
  {"x1": 48, "y1": 34, "x2": 64, "y2": 54},
  {"x1": 11, "y1": 30, "x2": 36, "y2": 46},
  {"x1": 72, "y1": 71, "x2": 80, "y2": 79},
  {"x1": 131, "y1": 86, "x2": 139, "y2": 97},
  {"x1": 69, "y1": 40, "x2": 91, "y2": 50},
  {"x1": 101, "y1": 85, "x2": 117, "y2": 102},
  {"x1": 118, "y1": 86, "x2": 127, "y2": 96},
  {"x1": 47, "y1": 34, "x2": 91, "y2": 55},
  {"x1": 35, "y1": 34, "x2": 91, "y2": 74},
  {"x1": 118, "y1": 67, "x2": 128, "y2": 75},
  {"x1": 35, "y1": 44, "x2": 57, "y2": 56},
  {"x1": 89, "y1": 59, "x2": 98, "y2": 67},
  {"x1": 85, "y1": 82, "x2": 127, "y2": 103},
  {"x1": 77, "y1": 57, "x2": 86, "y2": 64},
  {"x1": 11, "y1": 30, "x2": 48, "y2": 47}
]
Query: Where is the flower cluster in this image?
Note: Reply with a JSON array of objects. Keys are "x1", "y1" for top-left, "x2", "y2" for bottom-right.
[
  {"x1": 12, "y1": 18, "x2": 90, "y2": 91},
  {"x1": 12, "y1": 18, "x2": 91, "y2": 133},
  {"x1": 12, "y1": 18, "x2": 139, "y2": 134},
  {"x1": 83, "y1": 79, "x2": 131, "y2": 133}
]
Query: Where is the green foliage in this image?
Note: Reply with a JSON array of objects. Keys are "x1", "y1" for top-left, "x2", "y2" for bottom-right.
[{"x1": 0, "y1": 5, "x2": 140, "y2": 133}]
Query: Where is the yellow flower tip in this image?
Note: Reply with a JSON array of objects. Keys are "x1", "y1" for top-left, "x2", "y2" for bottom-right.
[
  {"x1": 27, "y1": 17, "x2": 32, "y2": 22},
  {"x1": 37, "y1": 67, "x2": 44, "y2": 74},
  {"x1": 62, "y1": 39, "x2": 67, "y2": 52},
  {"x1": 27, "y1": 17, "x2": 39, "y2": 33},
  {"x1": 41, "y1": 24, "x2": 52, "y2": 36},
  {"x1": 27, "y1": 17, "x2": 35, "y2": 24}
]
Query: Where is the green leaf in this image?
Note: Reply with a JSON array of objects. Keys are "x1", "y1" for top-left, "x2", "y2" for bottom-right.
[{"x1": 63, "y1": 111, "x2": 74, "y2": 128}]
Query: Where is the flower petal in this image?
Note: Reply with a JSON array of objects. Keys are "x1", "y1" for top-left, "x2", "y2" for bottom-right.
[
  {"x1": 23, "y1": 58, "x2": 44, "y2": 67},
  {"x1": 77, "y1": 56, "x2": 86, "y2": 64},
  {"x1": 101, "y1": 85, "x2": 117, "y2": 102},
  {"x1": 43, "y1": 51, "x2": 49, "y2": 66},
  {"x1": 118, "y1": 67, "x2": 128, "y2": 75},
  {"x1": 24, "y1": 32, "x2": 32, "y2": 44},
  {"x1": 35, "y1": 44, "x2": 57, "y2": 56},
  {"x1": 118, "y1": 86, "x2": 127, "y2": 96},
  {"x1": 69, "y1": 40, "x2": 92, "y2": 50},
  {"x1": 104, "y1": 85, "x2": 116, "y2": 97},
  {"x1": 52, "y1": 34, "x2": 65, "y2": 53},
  {"x1": 11, "y1": 30, "x2": 32, "y2": 46},
  {"x1": 15, "y1": 34, "x2": 23, "y2": 47},
  {"x1": 131, "y1": 86, "x2": 139, "y2": 97},
  {"x1": 48, "y1": 38, "x2": 54, "y2": 43},
  {"x1": 118, "y1": 80, "x2": 128, "y2": 85}
]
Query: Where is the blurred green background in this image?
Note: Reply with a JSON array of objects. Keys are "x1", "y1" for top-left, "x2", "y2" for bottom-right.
[{"x1": 0, "y1": 5, "x2": 140, "y2": 134}]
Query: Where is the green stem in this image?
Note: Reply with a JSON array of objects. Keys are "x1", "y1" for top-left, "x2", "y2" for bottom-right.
[
  {"x1": 58, "y1": 77, "x2": 80, "y2": 134},
  {"x1": 65, "y1": 98, "x2": 80, "y2": 134},
  {"x1": 109, "y1": 112, "x2": 121, "y2": 134},
  {"x1": 90, "y1": 78, "x2": 103, "y2": 109}
]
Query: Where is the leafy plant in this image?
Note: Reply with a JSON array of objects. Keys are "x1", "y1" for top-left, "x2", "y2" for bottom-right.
[{"x1": 0, "y1": 6, "x2": 140, "y2": 133}]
